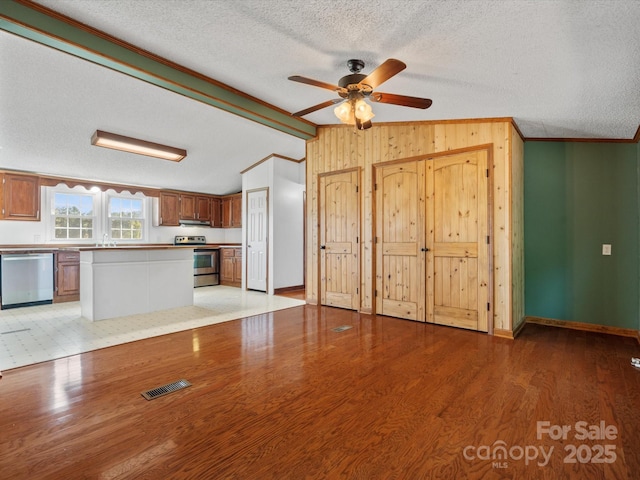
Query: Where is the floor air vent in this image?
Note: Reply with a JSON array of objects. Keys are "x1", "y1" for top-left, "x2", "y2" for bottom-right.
[
  {"x1": 141, "y1": 379, "x2": 191, "y2": 400},
  {"x1": 332, "y1": 325, "x2": 353, "y2": 333}
]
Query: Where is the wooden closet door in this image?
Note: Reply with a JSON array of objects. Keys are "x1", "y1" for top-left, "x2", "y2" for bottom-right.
[
  {"x1": 319, "y1": 169, "x2": 360, "y2": 310},
  {"x1": 375, "y1": 161, "x2": 426, "y2": 321},
  {"x1": 426, "y1": 150, "x2": 490, "y2": 332}
]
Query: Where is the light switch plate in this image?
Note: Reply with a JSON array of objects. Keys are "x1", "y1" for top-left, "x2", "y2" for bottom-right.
[{"x1": 602, "y1": 244, "x2": 612, "y2": 255}]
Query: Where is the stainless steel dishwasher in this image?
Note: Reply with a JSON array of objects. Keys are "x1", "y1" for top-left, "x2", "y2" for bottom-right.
[{"x1": 1, "y1": 253, "x2": 54, "y2": 309}]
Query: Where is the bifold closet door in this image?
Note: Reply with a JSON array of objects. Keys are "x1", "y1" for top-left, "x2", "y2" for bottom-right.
[
  {"x1": 426, "y1": 150, "x2": 490, "y2": 332},
  {"x1": 375, "y1": 149, "x2": 490, "y2": 332},
  {"x1": 375, "y1": 161, "x2": 427, "y2": 321}
]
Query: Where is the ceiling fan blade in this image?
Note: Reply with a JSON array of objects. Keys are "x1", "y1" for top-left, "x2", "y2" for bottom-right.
[
  {"x1": 359, "y1": 59, "x2": 406, "y2": 89},
  {"x1": 292, "y1": 98, "x2": 344, "y2": 117},
  {"x1": 370, "y1": 92, "x2": 433, "y2": 109},
  {"x1": 288, "y1": 75, "x2": 346, "y2": 94}
]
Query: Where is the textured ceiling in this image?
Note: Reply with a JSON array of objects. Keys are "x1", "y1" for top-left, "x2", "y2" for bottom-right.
[{"x1": 1, "y1": 0, "x2": 640, "y2": 194}]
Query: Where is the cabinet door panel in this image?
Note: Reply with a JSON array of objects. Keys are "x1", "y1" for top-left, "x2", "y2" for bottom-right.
[
  {"x1": 196, "y1": 196, "x2": 211, "y2": 222},
  {"x1": 211, "y1": 198, "x2": 222, "y2": 227},
  {"x1": 2, "y1": 173, "x2": 40, "y2": 220},
  {"x1": 159, "y1": 192, "x2": 180, "y2": 226},
  {"x1": 231, "y1": 195, "x2": 242, "y2": 227},
  {"x1": 57, "y1": 262, "x2": 80, "y2": 297},
  {"x1": 221, "y1": 256, "x2": 235, "y2": 283},
  {"x1": 222, "y1": 197, "x2": 232, "y2": 227},
  {"x1": 180, "y1": 194, "x2": 196, "y2": 220}
]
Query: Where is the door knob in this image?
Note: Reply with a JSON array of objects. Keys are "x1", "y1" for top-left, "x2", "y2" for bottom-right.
[
  {"x1": 320, "y1": 245, "x2": 326, "y2": 250},
  {"x1": 421, "y1": 247, "x2": 430, "y2": 252}
]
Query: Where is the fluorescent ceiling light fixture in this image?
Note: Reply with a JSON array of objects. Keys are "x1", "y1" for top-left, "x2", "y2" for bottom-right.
[{"x1": 91, "y1": 130, "x2": 187, "y2": 162}]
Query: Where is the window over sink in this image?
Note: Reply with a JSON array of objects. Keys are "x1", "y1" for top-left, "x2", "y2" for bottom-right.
[
  {"x1": 108, "y1": 196, "x2": 144, "y2": 240},
  {"x1": 46, "y1": 185, "x2": 148, "y2": 243},
  {"x1": 53, "y1": 192, "x2": 94, "y2": 239}
]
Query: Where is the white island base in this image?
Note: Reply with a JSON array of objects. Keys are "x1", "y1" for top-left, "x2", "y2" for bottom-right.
[{"x1": 80, "y1": 248, "x2": 194, "y2": 321}]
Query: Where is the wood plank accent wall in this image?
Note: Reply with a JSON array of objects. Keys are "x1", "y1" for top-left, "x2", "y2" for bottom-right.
[
  {"x1": 510, "y1": 125, "x2": 525, "y2": 334},
  {"x1": 305, "y1": 119, "x2": 524, "y2": 334}
]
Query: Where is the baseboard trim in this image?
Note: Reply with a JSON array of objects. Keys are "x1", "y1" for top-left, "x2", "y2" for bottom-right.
[
  {"x1": 273, "y1": 285, "x2": 304, "y2": 295},
  {"x1": 512, "y1": 318, "x2": 527, "y2": 338},
  {"x1": 525, "y1": 316, "x2": 640, "y2": 344},
  {"x1": 493, "y1": 328, "x2": 515, "y2": 339}
]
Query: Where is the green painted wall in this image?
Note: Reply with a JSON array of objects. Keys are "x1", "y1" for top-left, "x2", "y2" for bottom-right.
[{"x1": 524, "y1": 141, "x2": 639, "y2": 330}]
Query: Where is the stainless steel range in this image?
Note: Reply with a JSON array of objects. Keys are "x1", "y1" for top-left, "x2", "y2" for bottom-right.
[{"x1": 174, "y1": 236, "x2": 220, "y2": 287}]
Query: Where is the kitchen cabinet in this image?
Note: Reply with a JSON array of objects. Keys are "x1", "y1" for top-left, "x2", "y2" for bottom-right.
[
  {"x1": 180, "y1": 194, "x2": 197, "y2": 220},
  {"x1": 211, "y1": 197, "x2": 222, "y2": 227},
  {"x1": 55, "y1": 250, "x2": 80, "y2": 302},
  {"x1": 158, "y1": 192, "x2": 180, "y2": 226},
  {"x1": 196, "y1": 196, "x2": 211, "y2": 222},
  {"x1": 220, "y1": 247, "x2": 242, "y2": 286},
  {"x1": 160, "y1": 192, "x2": 213, "y2": 225},
  {"x1": 222, "y1": 193, "x2": 242, "y2": 228},
  {"x1": 1, "y1": 172, "x2": 40, "y2": 221}
]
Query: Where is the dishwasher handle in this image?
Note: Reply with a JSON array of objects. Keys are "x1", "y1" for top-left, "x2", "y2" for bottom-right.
[{"x1": 1, "y1": 254, "x2": 53, "y2": 262}]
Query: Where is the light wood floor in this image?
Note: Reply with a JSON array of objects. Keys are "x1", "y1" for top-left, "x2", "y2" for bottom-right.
[{"x1": 1, "y1": 305, "x2": 638, "y2": 479}]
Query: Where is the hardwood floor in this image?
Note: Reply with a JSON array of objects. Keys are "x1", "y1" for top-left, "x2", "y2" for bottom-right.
[{"x1": 0, "y1": 305, "x2": 638, "y2": 479}]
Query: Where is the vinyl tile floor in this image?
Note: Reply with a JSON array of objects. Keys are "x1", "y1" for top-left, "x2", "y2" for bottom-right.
[{"x1": 0, "y1": 286, "x2": 305, "y2": 371}]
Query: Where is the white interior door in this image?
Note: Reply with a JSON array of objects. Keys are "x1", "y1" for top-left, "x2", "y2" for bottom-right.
[{"x1": 246, "y1": 189, "x2": 268, "y2": 291}]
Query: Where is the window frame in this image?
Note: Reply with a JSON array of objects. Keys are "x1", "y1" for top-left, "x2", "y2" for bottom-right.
[
  {"x1": 47, "y1": 186, "x2": 99, "y2": 243},
  {"x1": 106, "y1": 193, "x2": 147, "y2": 243},
  {"x1": 45, "y1": 185, "x2": 150, "y2": 244}
]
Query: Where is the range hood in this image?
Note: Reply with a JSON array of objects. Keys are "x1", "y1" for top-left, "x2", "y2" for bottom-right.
[{"x1": 179, "y1": 219, "x2": 211, "y2": 227}]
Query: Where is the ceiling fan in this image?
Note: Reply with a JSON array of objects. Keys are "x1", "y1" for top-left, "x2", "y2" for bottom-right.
[{"x1": 288, "y1": 58, "x2": 432, "y2": 130}]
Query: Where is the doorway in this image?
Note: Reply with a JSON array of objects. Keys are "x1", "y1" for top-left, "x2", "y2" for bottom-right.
[
  {"x1": 246, "y1": 188, "x2": 268, "y2": 292},
  {"x1": 318, "y1": 168, "x2": 360, "y2": 310}
]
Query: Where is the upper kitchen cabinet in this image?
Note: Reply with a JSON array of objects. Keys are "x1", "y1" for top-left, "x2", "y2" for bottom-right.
[
  {"x1": 180, "y1": 193, "x2": 197, "y2": 220},
  {"x1": 210, "y1": 197, "x2": 222, "y2": 228},
  {"x1": 196, "y1": 196, "x2": 211, "y2": 223},
  {"x1": 222, "y1": 193, "x2": 242, "y2": 228},
  {"x1": 158, "y1": 191, "x2": 180, "y2": 226},
  {"x1": 0, "y1": 172, "x2": 41, "y2": 221},
  {"x1": 159, "y1": 191, "x2": 214, "y2": 226},
  {"x1": 179, "y1": 194, "x2": 212, "y2": 224}
]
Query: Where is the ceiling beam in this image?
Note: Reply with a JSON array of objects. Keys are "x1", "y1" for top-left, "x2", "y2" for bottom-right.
[{"x1": 0, "y1": 0, "x2": 317, "y2": 140}]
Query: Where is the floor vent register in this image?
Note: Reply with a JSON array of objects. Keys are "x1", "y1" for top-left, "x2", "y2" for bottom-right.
[
  {"x1": 332, "y1": 325, "x2": 353, "y2": 333},
  {"x1": 141, "y1": 379, "x2": 192, "y2": 400}
]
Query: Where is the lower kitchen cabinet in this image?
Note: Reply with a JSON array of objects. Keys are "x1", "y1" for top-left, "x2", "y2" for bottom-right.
[
  {"x1": 55, "y1": 250, "x2": 80, "y2": 302},
  {"x1": 220, "y1": 247, "x2": 242, "y2": 287}
]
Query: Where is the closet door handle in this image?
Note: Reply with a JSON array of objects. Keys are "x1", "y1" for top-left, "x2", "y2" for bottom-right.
[
  {"x1": 320, "y1": 245, "x2": 326, "y2": 250},
  {"x1": 421, "y1": 247, "x2": 429, "y2": 252}
]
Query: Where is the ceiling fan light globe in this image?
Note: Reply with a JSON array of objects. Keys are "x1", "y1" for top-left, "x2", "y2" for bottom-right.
[
  {"x1": 354, "y1": 99, "x2": 374, "y2": 122},
  {"x1": 334, "y1": 102, "x2": 355, "y2": 125}
]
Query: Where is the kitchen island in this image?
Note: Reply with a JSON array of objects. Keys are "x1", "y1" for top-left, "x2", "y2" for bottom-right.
[{"x1": 80, "y1": 247, "x2": 194, "y2": 321}]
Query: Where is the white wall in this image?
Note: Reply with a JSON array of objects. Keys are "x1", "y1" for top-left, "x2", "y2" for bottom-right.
[
  {"x1": 273, "y1": 161, "x2": 304, "y2": 290},
  {"x1": 241, "y1": 156, "x2": 305, "y2": 294}
]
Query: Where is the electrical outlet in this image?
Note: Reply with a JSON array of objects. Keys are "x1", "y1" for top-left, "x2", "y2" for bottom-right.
[{"x1": 602, "y1": 244, "x2": 612, "y2": 256}]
